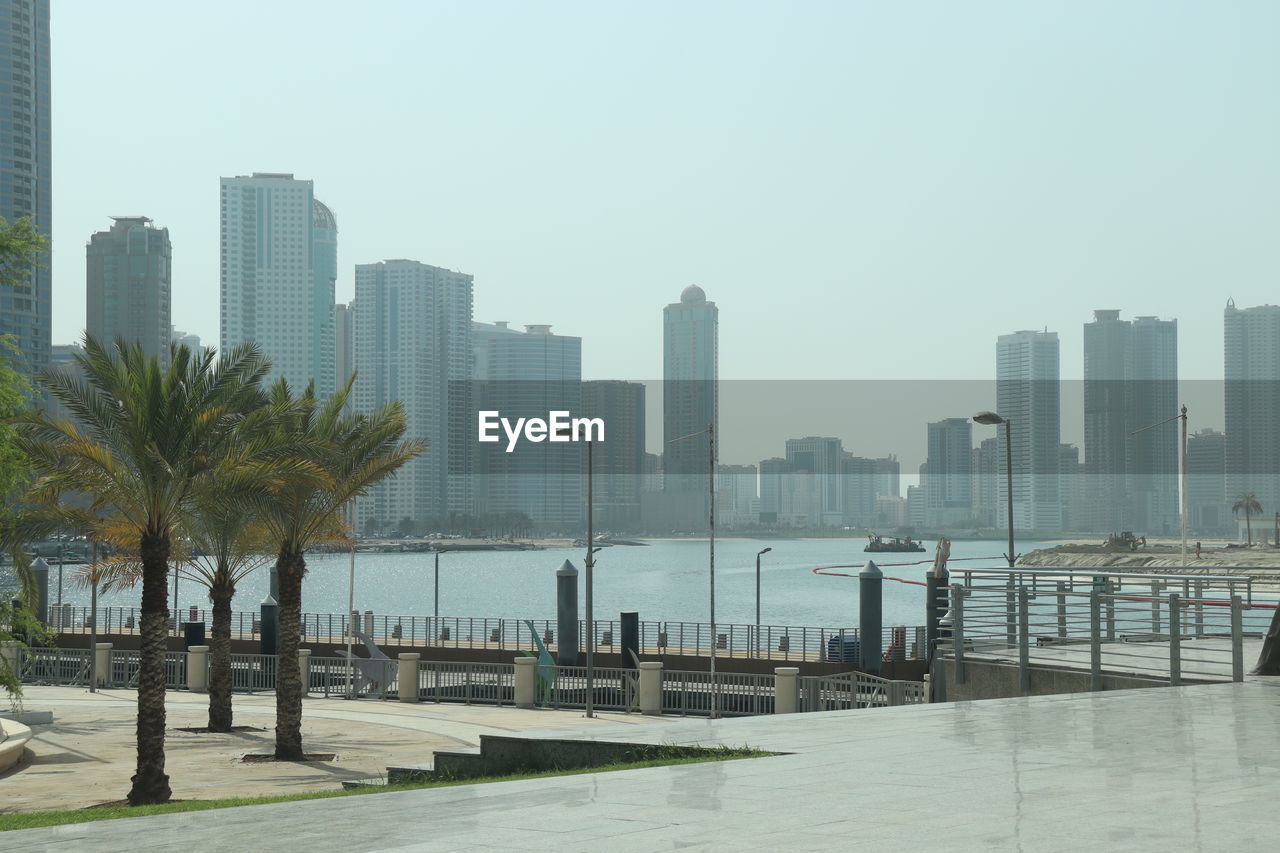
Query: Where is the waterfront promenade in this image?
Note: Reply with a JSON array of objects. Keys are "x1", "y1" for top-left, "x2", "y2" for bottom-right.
[{"x1": 5, "y1": 679, "x2": 1278, "y2": 851}]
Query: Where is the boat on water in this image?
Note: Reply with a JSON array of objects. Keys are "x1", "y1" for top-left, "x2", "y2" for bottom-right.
[{"x1": 864, "y1": 534, "x2": 926, "y2": 553}]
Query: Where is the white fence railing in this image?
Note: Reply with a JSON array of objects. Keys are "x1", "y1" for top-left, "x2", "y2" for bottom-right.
[{"x1": 10, "y1": 644, "x2": 927, "y2": 716}]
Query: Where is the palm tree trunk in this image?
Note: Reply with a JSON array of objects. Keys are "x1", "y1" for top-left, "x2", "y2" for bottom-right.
[
  {"x1": 274, "y1": 546, "x2": 306, "y2": 760},
  {"x1": 127, "y1": 531, "x2": 173, "y2": 805},
  {"x1": 1246, "y1": 511, "x2": 1253, "y2": 545},
  {"x1": 207, "y1": 585, "x2": 234, "y2": 732}
]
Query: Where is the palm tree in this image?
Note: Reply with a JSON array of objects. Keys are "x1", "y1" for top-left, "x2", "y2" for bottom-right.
[
  {"x1": 18, "y1": 336, "x2": 270, "y2": 805},
  {"x1": 255, "y1": 378, "x2": 422, "y2": 760},
  {"x1": 1232, "y1": 492, "x2": 1262, "y2": 545},
  {"x1": 181, "y1": 505, "x2": 274, "y2": 731}
]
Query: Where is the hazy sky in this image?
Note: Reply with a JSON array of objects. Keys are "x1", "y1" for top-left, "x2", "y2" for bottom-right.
[{"x1": 53, "y1": 1, "x2": 1278, "y2": 389}]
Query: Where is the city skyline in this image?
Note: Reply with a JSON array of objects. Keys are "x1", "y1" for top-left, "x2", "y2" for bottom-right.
[{"x1": 47, "y1": 1, "x2": 1279, "y2": 382}]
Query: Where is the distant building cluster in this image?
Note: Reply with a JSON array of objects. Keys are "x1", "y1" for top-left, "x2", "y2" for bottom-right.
[{"x1": 14, "y1": 0, "x2": 1272, "y2": 540}]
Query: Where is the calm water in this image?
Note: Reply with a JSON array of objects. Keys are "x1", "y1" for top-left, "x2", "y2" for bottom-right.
[{"x1": 48, "y1": 538, "x2": 1029, "y2": 629}]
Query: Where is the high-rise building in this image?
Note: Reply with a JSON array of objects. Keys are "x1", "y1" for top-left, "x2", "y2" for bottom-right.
[
  {"x1": 352, "y1": 261, "x2": 474, "y2": 532},
  {"x1": 0, "y1": 0, "x2": 50, "y2": 374},
  {"x1": 582, "y1": 380, "x2": 646, "y2": 529},
  {"x1": 784, "y1": 436, "x2": 844, "y2": 526},
  {"x1": 334, "y1": 301, "x2": 353, "y2": 393},
  {"x1": 663, "y1": 285, "x2": 718, "y2": 499},
  {"x1": 1059, "y1": 443, "x2": 1084, "y2": 532},
  {"x1": 1083, "y1": 310, "x2": 1178, "y2": 534},
  {"x1": 717, "y1": 463, "x2": 758, "y2": 527},
  {"x1": 840, "y1": 455, "x2": 879, "y2": 528},
  {"x1": 996, "y1": 329, "x2": 1061, "y2": 533},
  {"x1": 873, "y1": 456, "x2": 900, "y2": 500},
  {"x1": 758, "y1": 457, "x2": 789, "y2": 521},
  {"x1": 924, "y1": 418, "x2": 973, "y2": 527},
  {"x1": 220, "y1": 173, "x2": 337, "y2": 397},
  {"x1": 1187, "y1": 428, "x2": 1228, "y2": 535},
  {"x1": 171, "y1": 328, "x2": 201, "y2": 351},
  {"x1": 971, "y1": 436, "x2": 1000, "y2": 528},
  {"x1": 46, "y1": 342, "x2": 82, "y2": 424},
  {"x1": 472, "y1": 322, "x2": 582, "y2": 529},
  {"x1": 86, "y1": 217, "x2": 171, "y2": 366},
  {"x1": 1224, "y1": 301, "x2": 1280, "y2": 525}
]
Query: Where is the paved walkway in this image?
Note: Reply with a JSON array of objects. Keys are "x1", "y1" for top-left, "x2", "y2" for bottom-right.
[
  {"x1": 0, "y1": 687, "x2": 668, "y2": 812},
  {"x1": 5, "y1": 680, "x2": 1280, "y2": 851}
]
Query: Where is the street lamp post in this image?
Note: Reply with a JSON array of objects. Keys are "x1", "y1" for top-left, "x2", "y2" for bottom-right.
[
  {"x1": 433, "y1": 548, "x2": 452, "y2": 636},
  {"x1": 583, "y1": 439, "x2": 597, "y2": 718},
  {"x1": 755, "y1": 547, "x2": 772, "y2": 658},
  {"x1": 668, "y1": 423, "x2": 718, "y2": 716},
  {"x1": 89, "y1": 540, "x2": 99, "y2": 693},
  {"x1": 973, "y1": 411, "x2": 1016, "y2": 568},
  {"x1": 1130, "y1": 405, "x2": 1190, "y2": 566},
  {"x1": 557, "y1": 427, "x2": 598, "y2": 717}
]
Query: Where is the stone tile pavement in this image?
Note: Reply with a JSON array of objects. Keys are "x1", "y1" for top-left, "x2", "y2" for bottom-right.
[
  {"x1": 6, "y1": 680, "x2": 1280, "y2": 851},
  {"x1": 0, "y1": 686, "x2": 670, "y2": 812}
]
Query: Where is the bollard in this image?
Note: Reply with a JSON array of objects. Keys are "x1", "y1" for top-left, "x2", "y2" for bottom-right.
[
  {"x1": 188, "y1": 645, "x2": 209, "y2": 692},
  {"x1": 298, "y1": 648, "x2": 312, "y2": 695},
  {"x1": 638, "y1": 661, "x2": 663, "y2": 715},
  {"x1": 95, "y1": 642, "x2": 112, "y2": 688},
  {"x1": 514, "y1": 657, "x2": 536, "y2": 708},
  {"x1": 260, "y1": 595, "x2": 278, "y2": 656},
  {"x1": 925, "y1": 569, "x2": 949, "y2": 662},
  {"x1": 859, "y1": 561, "x2": 883, "y2": 675},
  {"x1": 621, "y1": 611, "x2": 639, "y2": 667},
  {"x1": 556, "y1": 560, "x2": 579, "y2": 666},
  {"x1": 397, "y1": 653, "x2": 420, "y2": 703},
  {"x1": 363, "y1": 610, "x2": 374, "y2": 636},
  {"x1": 774, "y1": 667, "x2": 800, "y2": 714}
]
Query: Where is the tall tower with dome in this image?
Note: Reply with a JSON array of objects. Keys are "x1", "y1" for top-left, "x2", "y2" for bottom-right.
[{"x1": 662, "y1": 285, "x2": 719, "y2": 517}]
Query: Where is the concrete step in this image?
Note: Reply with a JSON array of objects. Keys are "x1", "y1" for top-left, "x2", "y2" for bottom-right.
[
  {"x1": 386, "y1": 762, "x2": 436, "y2": 784},
  {"x1": 340, "y1": 777, "x2": 389, "y2": 790}
]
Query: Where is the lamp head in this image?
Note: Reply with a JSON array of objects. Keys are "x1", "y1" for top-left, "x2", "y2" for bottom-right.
[{"x1": 973, "y1": 411, "x2": 1005, "y2": 426}]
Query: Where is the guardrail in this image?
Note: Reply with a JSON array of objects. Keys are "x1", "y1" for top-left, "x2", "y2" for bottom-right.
[
  {"x1": 800, "y1": 671, "x2": 928, "y2": 712},
  {"x1": 11, "y1": 645, "x2": 928, "y2": 716},
  {"x1": 46, "y1": 604, "x2": 927, "y2": 662},
  {"x1": 941, "y1": 569, "x2": 1276, "y2": 688}
]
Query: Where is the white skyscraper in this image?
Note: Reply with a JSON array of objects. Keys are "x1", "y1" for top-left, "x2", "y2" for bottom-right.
[
  {"x1": 352, "y1": 260, "x2": 474, "y2": 532},
  {"x1": 472, "y1": 322, "x2": 582, "y2": 529},
  {"x1": 1224, "y1": 301, "x2": 1280, "y2": 523},
  {"x1": 996, "y1": 330, "x2": 1061, "y2": 533},
  {"x1": 220, "y1": 173, "x2": 336, "y2": 397}
]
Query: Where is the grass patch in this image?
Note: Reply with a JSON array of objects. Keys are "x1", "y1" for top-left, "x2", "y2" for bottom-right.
[{"x1": 0, "y1": 746, "x2": 770, "y2": 832}]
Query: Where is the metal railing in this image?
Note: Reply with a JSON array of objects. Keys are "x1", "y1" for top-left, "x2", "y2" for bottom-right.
[
  {"x1": 49, "y1": 605, "x2": 925, "y2": 662},
  {"x1": 15, "y1": 648, "x2": 91, "y2": 686},
  {"x1": 107, "y1": 650, "x2": 187, "y2": 689},
  {"x1": 12, "y1": 645, "x2": 930, "y2": 718},
  {"x1": 942, "y1": 569, "x2": 1276, "y2": 688},
  {"x1": 799, "y1": 670, "x2": 927, "y2": 711}
]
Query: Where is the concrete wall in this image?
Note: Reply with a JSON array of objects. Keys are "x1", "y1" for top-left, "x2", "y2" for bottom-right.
[{"x1": 933, "y1": 656, "x2": 1174, "y2": 702}]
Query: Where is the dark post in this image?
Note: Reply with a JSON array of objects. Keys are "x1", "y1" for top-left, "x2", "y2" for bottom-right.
[
  {"x1": 30, "y1": 557, "x2": 49, "y2": 626},
  {"x1": 260, "y1": 594, "x2": 278, "y2": 656},
  {"x1": 183, "y1": 621, "x2": 206, "y2": 649},
  {"x1": 620, "y1": 611, "x2": 639, "y2": 668},
  {"x1": 556, "y1": 560, "x2": 579, "y2": 666},
  {"x1": 859, "y1": 560, "x2": 883, "y2": 675},
  {"x1": 925, "y1": 568, "x2": 949, "y2": 662}
]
